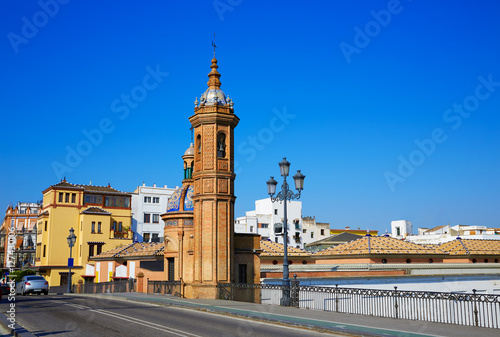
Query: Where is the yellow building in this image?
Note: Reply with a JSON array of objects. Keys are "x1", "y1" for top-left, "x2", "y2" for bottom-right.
[
  {"x1": 35, "y1": 179, "x2": 133, "y2": 287},
  {"x1": 330, "y1": 227, "x2": 379, "y2": 236}
]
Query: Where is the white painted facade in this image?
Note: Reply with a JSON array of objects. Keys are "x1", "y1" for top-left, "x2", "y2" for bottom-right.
[
  {"x1": 301, "y1": 216, "x2": 330, "y2": 247},
  {"x1": 235, "y1": 198, "x2": 329, "y2": 249},
  {"x1": 391, "y1": 220, "x2": 412, "y2": 239},
  {"x1": 405, "y1": 224, "x2": 500, "y2": 244},
  {"x1": 262, "y1": 263, "x2": 500, "y2": 294},
  {"x1": 131, "y1": 183, "x2": 176, "y2": 243}
]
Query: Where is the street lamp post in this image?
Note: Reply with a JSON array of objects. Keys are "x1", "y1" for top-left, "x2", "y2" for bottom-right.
[
  {"x1": 67, "y1": 227, "x2": 77, "y2": 294},
  {"x1": 267, "y1": 157, "x2": 305, "y2": 306}
]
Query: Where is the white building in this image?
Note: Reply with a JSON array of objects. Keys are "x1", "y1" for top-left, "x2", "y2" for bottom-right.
[
  {"x1": 405, "y1": 224, "x2": 500, "y2": 244},
  {"x1": 131, "y1": 183, "x2": 176, "y2": 243},
  {"x1": 302, "y1": 216, "x2": 330, "y2": 246},
  {"x1": 235, "y1": 198, "x2": 329, "y2": 249},
  {"x1": 391, "y1": 220, "x2": 413, "y2": 239}
]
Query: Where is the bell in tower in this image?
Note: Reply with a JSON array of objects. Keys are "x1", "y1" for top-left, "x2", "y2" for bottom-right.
[{"x1": 188, "y1": 56, "x2": 239, "y2": 298}]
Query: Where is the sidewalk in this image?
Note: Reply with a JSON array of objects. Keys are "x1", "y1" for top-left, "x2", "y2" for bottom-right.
[{"x1": 71, "y1": 292, "x2": 499, "y2": 337}]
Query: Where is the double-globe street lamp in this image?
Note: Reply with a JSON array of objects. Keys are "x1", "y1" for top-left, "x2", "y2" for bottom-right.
[
  {"x1": 266, "y1": 158, "x2": 305, "y2": 306},
  {"x1": 67, "y1": 228, "x2": 77, "y2": 293}
]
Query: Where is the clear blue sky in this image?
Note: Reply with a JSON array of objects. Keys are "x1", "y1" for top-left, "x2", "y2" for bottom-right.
[{"x1": 1, "y1": 1, "x2": 499, "y2": 234}]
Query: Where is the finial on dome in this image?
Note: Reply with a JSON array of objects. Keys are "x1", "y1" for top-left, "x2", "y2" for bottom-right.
[
  {"x1": 207, "y1": 57, "x2": 221, "y2": 89},
  {"x1": 212, "y1": 32, "x2": 217, "y2": 58}
]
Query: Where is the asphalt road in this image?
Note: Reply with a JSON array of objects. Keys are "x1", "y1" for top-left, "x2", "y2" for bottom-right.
[{"x1": 0, "y1": 295, "x2": 347, "y2": 337}]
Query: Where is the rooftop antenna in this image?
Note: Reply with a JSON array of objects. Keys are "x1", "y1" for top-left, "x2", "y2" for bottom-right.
[{"x1": 212, "y1": 32, "x2": 217, "y2": 57}]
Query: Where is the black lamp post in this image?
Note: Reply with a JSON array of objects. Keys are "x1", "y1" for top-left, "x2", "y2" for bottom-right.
[
  {"x1": 267, "y1": 157, "x2": 305, "y2": 306},
  {"x1": 67, "y1": 227, "x2": 76, "y2": 293}
]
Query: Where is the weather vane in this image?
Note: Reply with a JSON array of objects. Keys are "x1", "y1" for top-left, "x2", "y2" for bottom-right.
[{"x1": 212, "y1": 32, "x2": 217, "y2": 57}]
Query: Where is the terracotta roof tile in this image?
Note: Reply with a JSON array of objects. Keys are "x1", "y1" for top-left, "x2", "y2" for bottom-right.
[
  {"x1": 81, "y1": 207, "x2": 111, "y2": 215},
  {"x1": 314, "y1": 236, "x2": 443, "y2": 256},
  {"x1": 260, "y1": 240, "x2": 310, "y2": 257},
  {"x1": 44, "y1": 180, "x2": 130, "y2": 195},
  {"x1": 92, "y1": 242, "x2": 164, "y2": 259},
  {"x1": 425, "y1": 225, "x2": 448, "y2": 233},
  {"x1": 439, "y1": 239, "x2": 500, "y2": 255}
]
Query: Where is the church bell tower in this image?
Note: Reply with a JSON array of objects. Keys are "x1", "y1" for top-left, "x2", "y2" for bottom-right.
[{"x1": 189, "y1": 57, "x2": 239, "y2": 297}]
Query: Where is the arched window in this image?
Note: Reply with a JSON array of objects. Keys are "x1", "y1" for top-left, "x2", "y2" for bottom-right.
[
  {"x1": 196, "y1": 134, "x2": 202, "y2": 155},
  {"x1": 217, "y1": 133, "x2": 226, "y2": 158}
]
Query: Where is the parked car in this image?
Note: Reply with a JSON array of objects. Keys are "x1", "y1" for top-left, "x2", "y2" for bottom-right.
[
  {"x1": 15, "y1": 276, "x2": 49, "y2": 295},
  {"x1": 0, "y1": 283, "x2": 10, "y2": 295}
]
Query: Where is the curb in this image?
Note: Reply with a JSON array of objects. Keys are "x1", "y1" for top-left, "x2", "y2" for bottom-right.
[{"x1": 0, "y1": 313, "x2": 37, "y2": 337}]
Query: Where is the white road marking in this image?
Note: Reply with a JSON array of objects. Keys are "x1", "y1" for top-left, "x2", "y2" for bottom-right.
[
  {"x1": 64, "y1": 303, "x2": 90, "y2": 310},
  {"x1": 49, "y1": 300, "x2": 90, "y2": 310},
  {"x1": 168, "y1": 306, "x2": 341, "y2": 336},
  {"x1": 91, "y1": 308, "x2": 203, "y2": 337}
]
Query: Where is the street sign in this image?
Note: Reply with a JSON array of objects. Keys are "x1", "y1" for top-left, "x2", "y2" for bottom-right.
[{"x1": 68, "y1": 258, "x2": 74, "y2": 267}]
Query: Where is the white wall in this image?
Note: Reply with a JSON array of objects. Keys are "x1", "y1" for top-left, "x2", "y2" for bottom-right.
[
  {"x1": 263, "y1": 274, "x2": 500, "y2": 294},
  {"x1": 131, "y1": 184, "x2": 176, "y2": 242},
  {"x1": 391, "y1": 220, "x2": 412, "y2": 239}
]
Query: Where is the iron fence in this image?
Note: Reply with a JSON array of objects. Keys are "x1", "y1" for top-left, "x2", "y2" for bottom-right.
[
  {"x1": 80, "y1": 279, "x2": 135, "y2": 294},
  {"x1": 147, "y1": 280, "x2": 181, "y2": 297},
  {"x1": 217, "y1": 282, "x2": 500, "y2": 329},
  {"x1": 49, "y1": 284, "x2": 74, "y2": 294}
]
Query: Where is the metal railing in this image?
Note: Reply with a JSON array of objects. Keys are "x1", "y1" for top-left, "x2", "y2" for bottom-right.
[
  {"x1": 80, "y1": 279, "x2": 135, "y2": 294},
  {"x1": 147, "y1": 280, "x2": 182, "y2": 297},
  {"x1": 49, "y1": 284, "x2": 74, "y2": 294},
  {"x1": 217, "y1": 282, "x2": 500, "y2": 329}
]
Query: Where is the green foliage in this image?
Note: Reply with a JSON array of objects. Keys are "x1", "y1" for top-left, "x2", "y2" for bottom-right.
[{"x1": 9, "y1": 269, "x2": 36, "y2": 283}]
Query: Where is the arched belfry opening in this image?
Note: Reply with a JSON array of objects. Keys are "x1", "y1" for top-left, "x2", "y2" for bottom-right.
[
  {"x1": 217, "y1": 133, "x2": 226, "y2": 158},
  {"x1": 162, "y1": 55, "x2": 259, "y2": 300}
]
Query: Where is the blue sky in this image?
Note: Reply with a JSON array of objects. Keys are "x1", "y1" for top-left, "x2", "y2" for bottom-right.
[{"x1": 1, "y1": 1, "x2": 499, "y2": 234}]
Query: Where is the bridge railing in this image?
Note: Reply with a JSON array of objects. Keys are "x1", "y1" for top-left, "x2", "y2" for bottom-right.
[
  {"x1": 216, "y1": 282, "x2": 500, "y2": 329},
  {"x1": 147, "y1": 280, "x2": 181, "y2": 297},
  {"x1": 80, "y1": 279, "x2": 135, "y2": 294}
]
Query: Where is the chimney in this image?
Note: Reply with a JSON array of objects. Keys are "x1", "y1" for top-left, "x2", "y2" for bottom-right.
[{"x1": 153, "y1": 183, "x2": 156, "y2": 187}]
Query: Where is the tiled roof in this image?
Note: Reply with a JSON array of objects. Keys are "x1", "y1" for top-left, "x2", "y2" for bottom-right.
[
  {"x1": 82, "y1": 185, "x2": 130, "y2": 195},
  {"x1": 81, "y1": 207, "x2": 111, "y2": 215},
  {"x1": 439, "y1": 239, "x2": 500, "y2": 255},
  {"x1": 92, "y1": 242, "x2": 164, "y2": 259},
  {"x1": 82, "y1": 207, "x2": 111, "y2": 215},
  {"x1": 314, "y1": 236, "x2": 442, "y2": 256},
  {"x1": 43, "y1": 180, "x2": 129, "y2": 195},
  {"x1": 126, "y1": 242, "x2": 164, "y2": 257},
  {"x1": 306, "y1": 232, "x2": 361, "y2": 247},
  {"x1": 424, "y1": 225, "x2": 448, "y2": 233},
  {"x1": 260, "y1": 240, "x2": 311, "y2": 257}
]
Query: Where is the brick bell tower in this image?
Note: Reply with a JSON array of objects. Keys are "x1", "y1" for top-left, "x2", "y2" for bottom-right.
[{"x1": 189, "y1": 57, "x2": 239, "y2": 298}]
